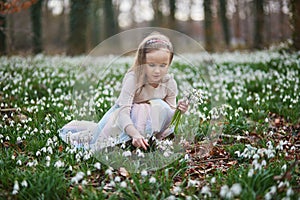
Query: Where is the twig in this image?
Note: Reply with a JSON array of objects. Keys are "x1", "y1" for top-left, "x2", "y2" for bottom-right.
[
  {"x1": 198, "y1": 157, "x2": 230, "y2": 163},
  {"x1": 0, "y1": 108, "x2": 17, "y2": 112}
]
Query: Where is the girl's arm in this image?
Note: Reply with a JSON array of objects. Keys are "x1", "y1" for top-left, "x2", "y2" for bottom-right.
[
  {"x1": 117, "y1": 73, "x2": 149, "y2": 149},
  {"x1": 125, "y1": 125, "x2": 149, "y2": 150}
]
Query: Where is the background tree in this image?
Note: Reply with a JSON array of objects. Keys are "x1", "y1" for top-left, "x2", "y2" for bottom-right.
[
  {"x1": 253, "y1": 0, "x2": 264, "y2": 49},
  {"x1": 204, "y1": 0, "x2": 213, "y2": 52},
  {"x1": 168, "y1": 0, "x2": 176, "y2": 29},
  {"x1": 0, "y1": 8, "x2": 6, "y2": 55},
  {"x1": 104, "y1": 0, "x2": 118, "y2": 39},
  {"x1": 219, "y1": 0, "x2": 231, "y2": 48},
  {"x1": 67, "y1": 0, "x2": 91, "y2": 55},
  {"x1": 291, "y1": 0, "x2": 300, "y2": 50},
  {"x1": 30, "y1": 0, "x2": 43, "y2": 54},
  {"x1": 152, "y1": 0, "x2": 163, "y2": 27}
]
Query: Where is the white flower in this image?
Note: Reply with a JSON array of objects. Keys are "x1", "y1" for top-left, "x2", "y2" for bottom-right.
[
  {"x1": 210, "y1": 177, "x2": 216, "y2": 184},
  {"x1": 105, "y1": 168, "x2": 113, "y2": 176},
  {"x1": 94, "y1": 162, "x2": 101, "y2": 170},
  {"x1": 71, "y1": 172, "x2": 85, "y2": 184},
  {"x1": 122, "y1": 150, "x2": 132, "y2": 157},
  {"x1": 201, "y1": 185, "x2": 211, "y2": 197},
  {"x1": 21, "y1": 180, "x2": 28, "y2": 187},
  {"x1": 165, "y1": 195, "x2": 176, "y2": 200},
  {"x1": 136, "y1": 149, "x2": 145, "y2": 158},
  {"x1": 120, "y1": 181, "x2": 127, "y2": 188},
  {"x1": 184, "y1": 154, "x2": 189, "y2": 160},
  {"x1": 149, "y1": 177, "x2": 156, "y2": 184},
  {"x1": 172, "y1": 186, "x2": 181, "y2": 194},
  {"x1": 114, "y1": 176, "x2": 121, "y2": 182},
  {"x1": 286, "y1": 187, "x2": 294, "y2": 196},
  {"x1": 87, "y1": 170, "x2": 91, "y2": 176},
  {"x1": 12, "y1": 180, "x2": 19, "y2": 195},
  {"x1": 141, "y1": 170, "x2": 148, "y2": 177},
  {"x1": 54, "y1": 160, "x2": 64, "y2": 168},
  {"x1": 230, "y1": 183, "x2": 242, "y2": 196},
  {"x1": 16, "y1": 160, "x2": 22, "y2": 166},
  {"x1": 188, "y1": 179, "x2": 200, "y2": 187},
  {"x1": 36, "y1": 151, "x2": 41, "y2": 157},
  {"x1": 220, "y1": 185, "x2": 229, "y2": 198}
]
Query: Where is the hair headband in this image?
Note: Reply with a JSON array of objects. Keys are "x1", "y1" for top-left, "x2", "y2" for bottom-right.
[{"x1": 145, "y1": 38, "x2": 171, "y2": 47}]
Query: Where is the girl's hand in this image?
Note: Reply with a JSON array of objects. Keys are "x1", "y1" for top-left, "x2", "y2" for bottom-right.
[
  {"x1": 177, "y1": 99, "x2": 189, "y2": 114},
  {"x1": 132, "y1": 136, "x2": 149, "y2": 150}
]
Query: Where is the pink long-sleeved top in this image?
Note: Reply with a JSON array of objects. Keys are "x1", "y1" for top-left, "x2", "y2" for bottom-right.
[{"x1": 115, "y1": 71, "x2": 178, "y2": 131}]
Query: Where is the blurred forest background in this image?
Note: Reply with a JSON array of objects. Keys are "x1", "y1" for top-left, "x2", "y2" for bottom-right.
[{"x1": 0, "y1": 0, "x2": 300, "y2": 55}]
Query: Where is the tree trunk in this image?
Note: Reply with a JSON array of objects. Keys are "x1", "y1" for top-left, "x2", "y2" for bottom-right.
[
  {"x1": 253, "y1": 0, "x2": 264, "y2": 49},
  {"x1": 291, "y1": 0, "x2": 300, "y2": 50},
  {"x1": 168, "y1": 0, "x2": 176, "y2": 29},
  {"x1": 104, "y1": 0, "x2": 117, "y2": 39},
  {"x1": 152, "y1": 0, "x2": 163, "y2": 27},
  {"x1": 0, "y1": 6, "x2": 6, "y2": 55},
  {"x1": 68, "y1": 0, "x2": 91, "y2": 55},
  {"x1": 30, "y1": 0, "x2": 43, "y2": 54},
  {"x1": 219, "y1": 0, "x2": 230, "y2": 48},
  {"x1": 204, "y1": 0, "x2": 214, "y2": 52},
  {"x1": 91, "y1": 0, "x2": 101, "y2": 47}
]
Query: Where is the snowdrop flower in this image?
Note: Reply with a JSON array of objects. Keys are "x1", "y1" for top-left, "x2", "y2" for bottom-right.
[
  {"x1": 11, "y1": 155, "x2": 15, "y2": 160},
  {"x1": 149, "y1": 176, "x2": 156, "y2": 184},
  {"x1": 230, "y1": 183, "x2": 242, "y2": 196},
  {"x1": 141, "y1": 170, "x2": 148, "y2": 177},
  {"x1": 120, "y1": 181, "x2": 127, "y2": 188},
  {"x1": 87, "y1": 170, "x2": 91, "y2": 176},
  {"x1": 16, "y1": 160, "x2": 22, "y2": 166},
  {"x1": 172, "y1": 186, "x2": 181, "y2": 194},
  {"x1": 21, "y1": 180, "x2": 28, "y2": 188},
  {"x1": 54, "y1": 160, "x2": 64, "y2": 168},
  {"x1": 188, "y1": 179, "x2": 200, "y2": 187},
  {"x1": 286, "y1": 187, "x2": 294, "y2": 196},
  {"x1": 114, "y1": 176, "x2": 121, "y2": 182},
  {"x1": 201, "y1": 185, "x2": 212, "y2": 197},
  {"x1": 220, "y1": 185, "x2": 230, "y2": 198},
  {"x1": 81, "y1": 180, "x2": 88, "y2": 185},
  {"x1": 105, "y1": 168, "x2": 113, "y2": 176},
  {"x1": 184, "y1": 154, "x2": 189, "y2": 160},
  {"x1": 281, "y1": 164, "x2": 287, "y2": 171},
  {"x1": 136, "y1": 149, "x2": 145, "y2": 158},
  {"x1": 94, "y1": 162, "x2": 101, "y2": 170},
  {"x1": 165, "y1": 195, "x2": 176, "y2": 200},
  {"x1": 12, "y1": 180, "x2": 19, "y2": 195},
  {"x1": 71, "y1": 172, "x2": 85, "y2": 184},
  {"x1": 276, "y1": 140, "x2": 288, "y2": 151},
  {"x1": 36, "y1": 151, "x2": 41, "y2": 157},
  {"x1": 122, "y1": 150, "x2": 132, "y2": 157},
  {"x1": 211, "y1": 177, "x2": 216, "y2": 184}
]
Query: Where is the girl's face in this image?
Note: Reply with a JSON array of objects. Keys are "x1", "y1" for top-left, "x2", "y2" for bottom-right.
[{"x1": 144, "y1": 49, "x2": 170, "y2": 86}]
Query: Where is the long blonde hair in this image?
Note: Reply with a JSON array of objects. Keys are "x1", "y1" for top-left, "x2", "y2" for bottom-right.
[{"x1": 128, "y1": 32, "x2": 174, "y2": 93}]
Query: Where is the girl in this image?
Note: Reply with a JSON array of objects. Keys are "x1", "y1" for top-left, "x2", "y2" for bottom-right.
[{"x1": 59, "y1": 32, "x2": 189, "y2": 151}]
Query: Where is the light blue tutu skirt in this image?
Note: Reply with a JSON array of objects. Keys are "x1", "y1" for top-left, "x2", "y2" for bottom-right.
[{"x1": 59, "y1": 99, "x2": 174, "y2": 150}]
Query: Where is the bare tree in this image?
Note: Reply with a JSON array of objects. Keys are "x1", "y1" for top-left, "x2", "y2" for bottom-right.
[
  {"x1": 204, "y1": 0, "x2": 214, "y2": 51},
  {"x1": 253, "y1": 0, "x2": 264, "y2": 49},
  {"x1": 219, "y1": 0, "x2": 230, "y2": 48},
  {"x1": 30, "y1": 0, "x2": 43, "y2": 54},
  {"x1": 168, "y1": 0, "x2": 176, "y2": 29},
  {"x1": 104, "y1": 0, "x2": 118, "y2": 39},
  {"x1": 67, "y1": 0, "x2": 91, "y2": 55},
  {"x1": 290, "y1": 0, "x2": 300, "y2": 50},
  {"x1": 0, "y1": 9, "x2": 6, "y2": 55}
]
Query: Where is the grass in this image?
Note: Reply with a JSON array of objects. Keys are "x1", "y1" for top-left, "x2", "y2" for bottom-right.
[{"x1": 0, "y1": 51, "x2": 300, "y2": 199}]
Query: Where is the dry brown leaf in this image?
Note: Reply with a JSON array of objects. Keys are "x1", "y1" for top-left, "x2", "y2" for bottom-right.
[{"x1": 119, "y1": 167, "x2": 129, "y2": 177}]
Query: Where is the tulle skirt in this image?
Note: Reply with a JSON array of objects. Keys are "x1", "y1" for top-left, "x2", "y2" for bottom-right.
[{"x1": 59, "y1": 99, "x2": 174, "y2": 151}]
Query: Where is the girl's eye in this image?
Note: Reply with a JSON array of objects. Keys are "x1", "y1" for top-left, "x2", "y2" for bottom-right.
[
  {"x1": 160, "y1": 64, "x2": 167, "y2": 68},
  {"x1": 149, "y1": 63, "x2": 155, "y2": 67}
]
